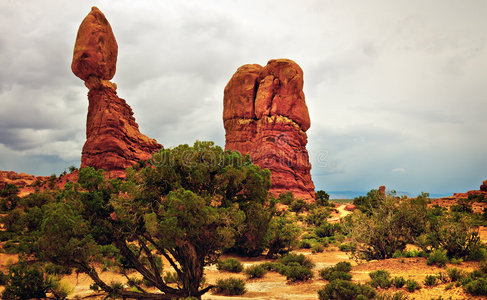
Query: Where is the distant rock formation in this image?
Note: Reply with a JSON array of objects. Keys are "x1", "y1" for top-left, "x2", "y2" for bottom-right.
[
  {"x1": 379, "y1": 185, "x2": 386, "y2": 197},
  {"x1": 481, "y1": 180, "x2": 487, "y2": 192},
  {"x1": 72, "y1": 7, "x2": 161, "y2": 177},
  {"x1": 223, "y1": 59, "x2": 315, "y2": 201}
]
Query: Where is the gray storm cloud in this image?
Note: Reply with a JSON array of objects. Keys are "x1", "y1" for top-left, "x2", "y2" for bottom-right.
[{"x1": 0, "y1": 0, "x2": 485, "y2": 195}]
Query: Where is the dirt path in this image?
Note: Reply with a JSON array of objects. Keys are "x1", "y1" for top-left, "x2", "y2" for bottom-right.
[{"x1": 327, "y1": 204, "x2": 352, "y2": 223}]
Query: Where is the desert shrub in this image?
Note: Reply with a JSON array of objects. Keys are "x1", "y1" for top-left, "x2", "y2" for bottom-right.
[
  {"x1": 290, "y1": 199, "x2": 309, "y2": 213},
  {"x1": 426, "y1": 249, "x2": 448, "y2": 267},
  {"x1": 216, "y1": 258, "x2": 243, "y2": 273},
  {"x1": 445, "y1": 282, "x2": 454, "y2": 290},
  {"x1": 279, "y1": 253, "x2": 314, "y2": 269},
  {"x1": 318, "y1": 279, "x2": 376, "y2": 300},
  {"x1": 436, "y1": 271, "x2": 449, "y2": 283},
  {"x1": 284, "y1": 263, "x2": 313, "y2": 281},
  {"x1": 278, "y1": 192, "x2": 294, "y2": 205},
  {"x1": 339, "y1": 242, "x2": 357, "y2": 252},
  {"x1": 213, "y1": 278, "x2": 246, "y2": 295},
  {"x1": 344, "y1": 196, "x2": 427, "y2": 260},
  {"x1": 312, "y1": 244, "x2": 325, "y2": 253},
  {"x1": 320, "y1": 262, "x2": 352, "y2": 281},
  {"x1": 244, "y1": 264, "x2": 267, "y2": 278},
  {"x1": 315, "y1": 190, "x2": 330, "y2": 207},
  {"x1": 405, "y1": 279, "x2": 421, "y2": 292},
  {"x1": 392, "y1": 276, "x2": 406, "y2": 288},
  {"x1": 315, "y1": 223, "x2": 339, "y2": 238},
  {"x1": 450, "y1": 258, "x2": 463, "y2": 265},
  {"x1": 300, "y1": 239, "x2": 313, "y2": 249},
  {"x1": 463, "y1": 277, "x2": 487, "y2": 296},
  {"x1": 305, "y1": 207, "x2": 330, "y2": 226},
  {"x1": 2, "y1": 262, "x2": 52, "y2": 299},
  {"x1": 265, "y1": 215, "x2": 300, "y2": 258},
  {"x1": 369, "y1": 269, "x2": 392, "y2": 288},
  {"x1": 423, "y1": 275, "x2": 437, "y2": 287},
  {"x1": 417, "y1": 214, "x2": 482, "y2": 260},
  {"x1": 375, "y1": 292, "x2": 409, "y2": 300},
  {"x1": 48, "y1": 276, "x2": 73, "y2": 300}
]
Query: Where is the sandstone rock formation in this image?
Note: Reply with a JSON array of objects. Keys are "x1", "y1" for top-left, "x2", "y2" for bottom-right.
[
  {"x1": 223, "y1": 59, "x2": 315, "y2": 201},
  {"x1": 72, "y1": 7, "x2": 161, "y2": 176},
  {"x1": 481, "y1": 180, "x2": 487, "y2": 192},
  {"x1": 379, "y1": 185, "x2": 386, "y2": 198}
]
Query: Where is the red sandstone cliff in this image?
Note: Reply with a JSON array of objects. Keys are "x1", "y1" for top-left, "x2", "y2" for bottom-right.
[
  {"x1": 223, "y1": 59, "x2": 315, "y2": 201},
  {"x1": 72, "y1": 7, "x2": 161, "y2": 176}
]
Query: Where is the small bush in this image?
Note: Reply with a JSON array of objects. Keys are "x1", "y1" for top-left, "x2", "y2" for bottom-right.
[
  {"x1": 445, "y1": 282, "x2": 454, "y2": 290},
  {"x1": 392, "y1": 276, "x2": 406, "y2": 288},
  {"x1": 375, "y1": 292, "x2": 409, "y2": 300},
  {"x1": 2, "y1": 262, "x2": 52, "y2": 299},
  {"x1": 320, "y1": 262, "x2": 352, "y2": 281},
  {"x1": 290, "y1": 199, "x2": 310, "y2": 213},
  {"x1": 450, "y1": 258, "x2": 463, "y2": 265},
  {"x1": 216, "y1": 258, "x2": 243, "y2": 273},
  {"x1": 312, "y1": 244, "x2": 325, "y2": 253},
  {"x1": 278, "y1": 192, "x2": 294, "y2": 205},
  {"x1": 463, "y1": 277, "x2": 487, "y2": 296},
  {"x1": 426, "y1": 249, "x2": 448, "y2": 267},
  {"x1": 285, "y1": 263, "x2": 313, "y2": 281},
  {"x1": 448, "y1": 268, "x2": 464, "y2": 282},
  {"x1": 423, "y1": 275, "x2": 437, "y2": 287},
  {"x1": 244, "y1": 264, "x2": 267, "y2": 279},
  {"x1": 318, "y1": 279, "x2": 376, "y2": 300},
  {"x1": 214, "y1": 278, "x2": 246, "y2": 295},
  {"x1": 369, "y1": 269, "x2": 392, "y2": 288},
  {"x1": 279, "y1": 253, "x2": 314, "y2": 269},
  {"x1": 300, "y1": 240, "x2": 312, "y2": 249},
  {"x1": 405, "y1": 279, "x2": 421, "y2": 292},
  {"x1": 339, "y1": 242, "x2": 357, "y2": 252}
]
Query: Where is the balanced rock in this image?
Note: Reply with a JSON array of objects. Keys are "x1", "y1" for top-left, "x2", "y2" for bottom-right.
[
  {"x1": 223, "y1": 59, "x2": 315, "y2": 201},
  {"x1": 72, "y1": 7, "x2": 161, "y2": 176}
]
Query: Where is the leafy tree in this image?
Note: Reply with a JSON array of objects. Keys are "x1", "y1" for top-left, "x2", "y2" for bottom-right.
[
  {"x1": 315, "y1": 190, "x2": 330, "y2": 206},
  {"x1": 31, "y1": 141, "x2": 272, "y2": 299},
  {"x1": 352, "y1": 189, "x2": 384, "y2": 216},
  {"x1": 2, "y1": 261, "x2": 52, "y2": 299}
]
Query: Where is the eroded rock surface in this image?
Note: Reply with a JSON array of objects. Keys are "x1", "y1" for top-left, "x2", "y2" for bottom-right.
[
  {"x1": 223, "y1": 59, "x2": 315, "y2": 201},
  {"x1": 72, "y1": 7, "x2": 161, "y2": 176}
]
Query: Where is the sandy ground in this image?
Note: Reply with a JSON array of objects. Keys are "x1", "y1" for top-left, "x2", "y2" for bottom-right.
[{"x1": 1, "y1": 204, "x2": 487, "y2": 299}]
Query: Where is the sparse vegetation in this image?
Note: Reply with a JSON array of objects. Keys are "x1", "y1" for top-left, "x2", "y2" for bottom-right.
[
  {"x1": 216, "y1": 258, "x2": 243, "y2": 273},
  {"x1": 213, "y1": 278, "x2": 246, "y2": 295}
]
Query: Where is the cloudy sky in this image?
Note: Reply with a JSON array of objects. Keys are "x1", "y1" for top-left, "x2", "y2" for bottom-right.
[{"x1": 0, "y1": 0, "x2": 486, "y2": 195}]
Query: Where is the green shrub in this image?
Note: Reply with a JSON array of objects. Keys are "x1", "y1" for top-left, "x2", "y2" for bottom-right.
[
  {"x1": 315, "y1": 223, "x2": 339, "y2": 238},
  {"x1": 284, "y1": 263, "x2": 313, "y2": 281},
  {"x1": 450, "y1": 258, "x2": 463, "y2": 265},
  {"x1": 290, "y1": 199, "x2": 310, "y2": 213},
  {"x1": 279, "y1": 253, "x2": 314, "y2": 269},
  {"x1": 423, "y1": 275, "x2": 437, "y2": 287},
  {"x1": 318, "y1": 279, "x2": 376, "y2": 300},
  {"x1": 320, "y1": 262, "x2": 352, "y2": 281},
  {"x1": 369, "y1": 269, "x2": 392, "y2": 288},
  {"x1": 392, "y1": 276, "x2": 406, "y2": 288},
  {"x1": 405, "y1": 279, "x2": 421, "y2": 292},
  {"x1": 300, "y1": 240, "x2": 312, "y2": 249},
  {"x1": 305, "y1": 207, "x2": 330, "y2": 226},
  {"x1": 339, "y1": 242, "x2": 357, "y2": 252},
  {"x1": 213, "y1": 278, "x2": 246, "y2": 295},
  {"x1": 244, "y1": 264, "x2": 267, "y2": 278},
  {"x1": 216, "y1": 258, "x2": 243, "y2": 273},
  {"x1": 312, "y1": 244, "x2": 325, "y2": 253},
  {"x1": 2, "y1": 262, "x2": 52, "y2": 299},
  {"x1": 426, "y1": 249, "x2": 448, "y2": 267},
  {"x1": 445, "y1": 282, "x2": 454, "y2": 290},
  {"x1": 448, "y1": 268, "x2": 464, "y2": 282},
  {"x1": 463, "y1": 277, "x2": 487, "y2": 296},
  {"x1": 375, "y1": 292, "x2": 409, "y2": 300},
  {"x1": 278, "y1": 192, "x2": 294, "y2": 205}
]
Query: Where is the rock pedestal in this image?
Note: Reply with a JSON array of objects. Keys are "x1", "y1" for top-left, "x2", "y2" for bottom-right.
[
  {"x1": 72, "y1": 7, "x2": 161, "y2": 176},
  {"x1": 223, "y1": 59, "x2": 315, "y2": 201}
]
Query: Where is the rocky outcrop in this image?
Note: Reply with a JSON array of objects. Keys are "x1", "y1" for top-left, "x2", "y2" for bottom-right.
[
  {"x1": 481, "y1": 180, "x2": 487, "y2": 192},
  {"x1": 72, "y1": 7, "x2": 161, "y2": 177},
  {"x1": 223, "y1": 59, "x2": 315, "y2": 201},
  {"x1": 379, "y1": 185, "x2": 386, "y2": 198}
]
